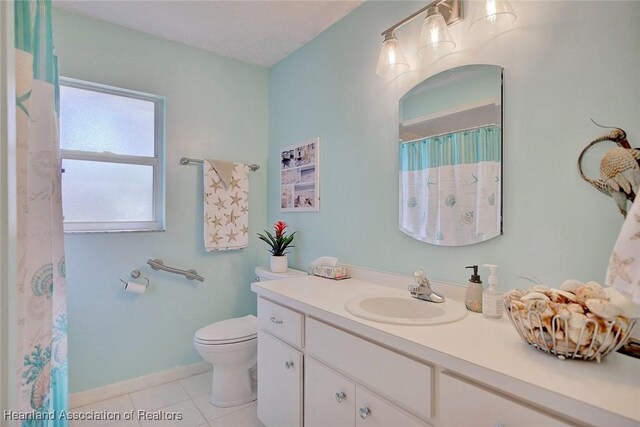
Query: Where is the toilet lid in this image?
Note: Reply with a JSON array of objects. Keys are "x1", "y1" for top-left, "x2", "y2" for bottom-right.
[{"x1": 195, "y1": 314, "x2": 257, "y2": 343}]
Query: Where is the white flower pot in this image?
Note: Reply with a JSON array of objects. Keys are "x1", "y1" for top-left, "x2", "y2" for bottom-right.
[{"x1": 270, "y1": 255, "x2": 288, "y2": 273}]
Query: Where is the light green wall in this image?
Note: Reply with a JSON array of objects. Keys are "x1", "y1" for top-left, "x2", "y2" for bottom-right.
[
  {"x1": 268, "y1": 2, "x2": 640, "y2": 288},
  {"x1": 53, "y1": 9, "x2": 269, "y2": 393}
]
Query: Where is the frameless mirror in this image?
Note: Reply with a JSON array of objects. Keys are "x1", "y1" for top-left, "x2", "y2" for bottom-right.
[{"x1": 399, "y1": 64, "x2": 503, "y2": 246}]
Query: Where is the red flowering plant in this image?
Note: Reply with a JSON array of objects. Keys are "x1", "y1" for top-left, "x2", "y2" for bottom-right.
[{"x1": 257, "y1": 221, "x2": 296, "y2": 256}]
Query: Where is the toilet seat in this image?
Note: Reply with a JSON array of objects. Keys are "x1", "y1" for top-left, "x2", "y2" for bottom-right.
[{"x1": 194, "y1": 314, "x2": 257, "y2": 345}]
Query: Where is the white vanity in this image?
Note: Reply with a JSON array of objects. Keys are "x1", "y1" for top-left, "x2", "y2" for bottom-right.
[{"x1": 251, "y1": 272, "x2": 640, "y2": 427}]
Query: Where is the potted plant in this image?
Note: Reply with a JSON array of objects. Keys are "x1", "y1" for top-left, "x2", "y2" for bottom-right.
[{"x1": 257, "y1": 221, "x2": 297, "y2": 273}]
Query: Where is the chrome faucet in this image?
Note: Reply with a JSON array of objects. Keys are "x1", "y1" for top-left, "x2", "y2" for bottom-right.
[{"x1": 408, "y1": 270, "x2": 445, "y2": 303}]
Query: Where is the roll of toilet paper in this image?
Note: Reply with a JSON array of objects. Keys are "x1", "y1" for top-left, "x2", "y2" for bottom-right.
[{"x1": 123, "y1": 281, "x2": 147, "y2": 294}]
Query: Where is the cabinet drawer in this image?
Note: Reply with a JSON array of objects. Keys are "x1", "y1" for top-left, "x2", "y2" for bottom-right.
[
  {"x1": 258, "y1": 298, "x2": 303, "y2": 348},
  {"x1": 306, "y1": 317, "x2": 432, "y2": 419},
  {"x1": 439, "y1": 373, "x2": 573, "y2": 427},
  {"x1": 257, "y1": 331, "x2": 303, "y2": 427},
  {"x1": 356, "y1": 387, "x2": 429, "y2": 427},
  {"x1": 305, "y1": 358, "x2": 355, "y2": 427}
]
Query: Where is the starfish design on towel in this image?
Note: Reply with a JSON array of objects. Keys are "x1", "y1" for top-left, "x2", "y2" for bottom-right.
[
  {"x1": 214, "y1": 198, "x2": 226, "y2": 210},
  {"x1": 608, "y1": 252, "x2": 634, "y2": 284},
  {"x1": 226, "y1": 229, "x2": 238, "y2": 242},
  {"x1": 203, "y1": 213, "x2": 213, "y2": 224},
  {"x1": 631, "y1": 214, "x2": 640, "y2": 240},
  {"x1": 240, "y1": 205, "x2": 248, "y2": 214},
  {"x1": 209, "y1": 233, "x2": 222, "y2": 246},
  {"x1": 224, "y1": 210, "x2": 238, "y2": 226},
  {"x1": 209, "y1": 178, "x2": 224, "y2": 192},
  {"x1": 230, "y1": 192, "x2": 242, "y2": 207},
  {"x1": 212, "y1": 216, "x2": 223, "y2": 228},
  {"x1": 228, "y1": 176, "x2": 241, "y2": 190},
  {"x1": 241, "y1": 224, "x2": 249, "y2": 235},
  {"x1": 205, "y1": 192, "x2": 214, "y2": 203}
]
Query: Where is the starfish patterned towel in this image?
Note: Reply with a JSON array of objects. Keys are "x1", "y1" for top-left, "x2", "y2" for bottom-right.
[
  {"x1": 606, "y1": 196, "x2": 640, "y2": 305},
  {"x1": 203, "y1": 160, "x2": 249, "y2": 251}
]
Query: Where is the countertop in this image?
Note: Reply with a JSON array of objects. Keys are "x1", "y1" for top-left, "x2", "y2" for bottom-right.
[{"x1": 251, "y1": 275, "x2": 640, "y2": 426}]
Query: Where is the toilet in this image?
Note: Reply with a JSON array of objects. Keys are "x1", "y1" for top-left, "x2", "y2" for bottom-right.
[{"x1": 193, "y1": 266, "x2": 306, "y2": 407}]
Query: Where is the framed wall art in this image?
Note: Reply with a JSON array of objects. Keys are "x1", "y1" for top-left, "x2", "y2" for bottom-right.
[{"x1": 280, "y1": 137, "x2": 320, "y2": 212}]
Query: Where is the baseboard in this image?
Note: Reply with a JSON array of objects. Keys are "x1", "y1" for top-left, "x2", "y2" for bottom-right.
[{"x1": 69, "y1": 360, "x2": 212, "y2": 409}]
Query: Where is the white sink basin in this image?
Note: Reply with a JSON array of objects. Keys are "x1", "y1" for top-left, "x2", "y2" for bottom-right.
[{"x1": 345, "y1": 294, "x2": 467, "y2": 326}]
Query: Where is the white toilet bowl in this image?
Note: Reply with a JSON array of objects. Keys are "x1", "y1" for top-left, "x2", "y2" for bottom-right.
[{"x1": 194, "y1": 315, "x2": 257, "y2": 407}]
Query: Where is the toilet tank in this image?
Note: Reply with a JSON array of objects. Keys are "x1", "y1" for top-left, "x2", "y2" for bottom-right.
[{"x1": 255, "y1": 266, "x2": 307, "y2": 282}]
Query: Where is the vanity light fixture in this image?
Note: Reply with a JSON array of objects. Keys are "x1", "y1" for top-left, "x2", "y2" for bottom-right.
[
  {"x1": 468, "y1": 0, "x2": 517, "y2": 35},
  {"x1": 376, "y1": 0, "x2": 462, "y2": 77},
  {"x1": 376, "y1": 0, "x2": 518, "y2": 77}
]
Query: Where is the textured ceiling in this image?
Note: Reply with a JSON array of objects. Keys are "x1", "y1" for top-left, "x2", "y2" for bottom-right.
[{"x1": 53, "y1": 0, "x2": 363, "y2": 67}]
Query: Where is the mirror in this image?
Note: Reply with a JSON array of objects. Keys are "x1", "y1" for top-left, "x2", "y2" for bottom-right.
[{"x1": 399, "y1": 64, "x2": 503, "y2": 246}]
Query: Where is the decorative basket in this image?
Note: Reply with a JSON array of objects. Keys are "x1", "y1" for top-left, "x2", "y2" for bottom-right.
[
  {"x1": 307, "y1": 264, "x2": 349, "y2": 280},
  {"x1": 504, "y1": 296, "x2": 636, "y2": 363}
]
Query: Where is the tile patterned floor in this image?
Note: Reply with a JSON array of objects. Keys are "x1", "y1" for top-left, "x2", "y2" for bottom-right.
[{"x1": 70, "y1": 372, "x2": 264, "y2": 427}]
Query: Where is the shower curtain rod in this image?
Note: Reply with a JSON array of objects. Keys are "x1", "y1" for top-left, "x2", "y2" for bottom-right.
[
  {"x1": 400, "y1": 123, "x2": 499, "y2": 145},
  {"x1": 180, "y1": 157, "x2": 260, "y2": 171}
]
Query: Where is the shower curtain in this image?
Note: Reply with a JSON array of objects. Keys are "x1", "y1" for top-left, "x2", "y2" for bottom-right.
[
  {"x1": 399, "y1": 125, "x2": 502, "y2": 246},
  {"x1": 15, "y1": 1, "x2": 68, "y2": 425}
]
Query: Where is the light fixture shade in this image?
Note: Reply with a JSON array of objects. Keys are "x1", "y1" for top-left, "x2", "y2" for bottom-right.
[
  {"x1": 468, "y1": 0, "x2": 517, "y2": 35},
  {"x1": 417, "y1": 10, "x2": 456, "y2": 60},
  {"x1": 376, "y1": 32, "x2": 409, "y2": 77}
]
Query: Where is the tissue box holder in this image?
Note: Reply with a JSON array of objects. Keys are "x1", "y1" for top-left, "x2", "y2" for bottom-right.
[{"x1": 308, "y1": 264, "x2": 349, "y2": 280}]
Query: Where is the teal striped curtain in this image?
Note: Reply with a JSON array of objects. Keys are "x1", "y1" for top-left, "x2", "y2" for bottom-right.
[
  {"x1": 15, "y1": 1, "x2": 68, "y2": 426},
  {"x1": 400, "y1": 125, "x2": 501, "y2": 172}
]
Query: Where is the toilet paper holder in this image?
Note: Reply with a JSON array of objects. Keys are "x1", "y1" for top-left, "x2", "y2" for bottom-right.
[{"x1": 120, "y1": 269, "x2": 150, "y2": 290}]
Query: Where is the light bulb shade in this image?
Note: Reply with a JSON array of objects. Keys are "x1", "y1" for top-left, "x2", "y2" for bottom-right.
[
  {"x1": 469, "y1": 0, "x2": 517, "y2": 35},
  {"x1": 417, "y1": 13, "x2": 456, "y2": 60},
  {"x1": 376, "y1": 34, "x2": 409, "y2": 77}
]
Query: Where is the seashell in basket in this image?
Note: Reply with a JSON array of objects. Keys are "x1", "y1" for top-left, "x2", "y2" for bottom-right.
[
  {"x1": 605, "y1": 287, "x2": 640, "y2": 318},
  {"x1": 575, "y1": 281, "x2": 606, "y2": 304},
  {"x1": 560, "y1": 279, "x2": 583, "y2": 294},
  {"x1": 505, "y1": 283, "x2": 639, "y2": 363}
]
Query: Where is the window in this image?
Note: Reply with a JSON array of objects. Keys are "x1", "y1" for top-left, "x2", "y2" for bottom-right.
[{"x1": 60, "y1": 78, "x2": 165, "y2": 232}]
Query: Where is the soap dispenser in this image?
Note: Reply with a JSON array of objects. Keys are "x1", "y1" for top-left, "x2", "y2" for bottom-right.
[
  {"x1": 482, "y1": 264, "x2": 504, "y2": 319},
  {"x1": 464, "y1": 265, "x2": 483, "y2": 313}
]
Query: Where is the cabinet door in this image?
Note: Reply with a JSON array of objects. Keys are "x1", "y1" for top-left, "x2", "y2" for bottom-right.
[
  {"x1": 305, "y1": 358, "x2": 356, "y2": 427},
  {"x1": 355, "y1": 387, "x2": 428, "y2": 427},
  {"x1": 439, "y1": 373, "x2": 573, "y2": 427},
  {"x1": 257, "y1": 330, "x2": 303, "y2": 427}
]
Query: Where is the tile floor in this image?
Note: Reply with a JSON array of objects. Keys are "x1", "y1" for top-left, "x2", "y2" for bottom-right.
[{"x1": 70, "y1": 371, "x2": 264, "y2": 427}]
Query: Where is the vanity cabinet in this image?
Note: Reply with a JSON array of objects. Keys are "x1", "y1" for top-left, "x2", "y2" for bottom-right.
[
  {"x1": 257, "y1": 299, "x2": 304, "y2": 427},
  {"x1": 305, "y1": 358, "x2": 428, "y2": 427},
  {"x1": 253, "y1": 275, "x2": 639, "y2": 426},
  {"x1": 439, "y1": 373, "x2": 573, "y2": 427},
  {"x1": 305, "y1": 317, "x2": 432, "y2": 420},
  {"x1": 304, "y1": 358, "x2": 355, "y2": 427}
]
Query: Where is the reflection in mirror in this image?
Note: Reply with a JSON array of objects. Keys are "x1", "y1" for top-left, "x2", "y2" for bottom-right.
[{"x1": 399, "y1": 64, "x2": 503, "y2": 246}]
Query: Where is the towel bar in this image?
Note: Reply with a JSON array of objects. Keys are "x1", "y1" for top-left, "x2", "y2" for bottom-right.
[
  {"x1": 147, "y1": 258, "x2": 205, "y2": 282},
  {"x1": 180, "y1": 157, "x2": 260, "y2": 172}
]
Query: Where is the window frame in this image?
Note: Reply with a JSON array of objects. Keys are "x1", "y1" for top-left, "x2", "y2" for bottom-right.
[{"x1": 60, "y1": 77, "x2": 166, "y2": 233}]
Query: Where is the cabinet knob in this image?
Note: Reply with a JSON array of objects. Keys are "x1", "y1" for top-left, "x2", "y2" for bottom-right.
[
  {"x1": 255, "y1": 276, "x2": 261, "y2": 282},
  {"x1": 335, "y1": 392, "x2": 346, "y2": 403},
  {"x1": 270, "y1": 316, "x2": 283, "y2": 324},
  {"x1": 359, "y1": 406, "x2": 371, "y2": 419},
  {"x1": 284, "y1": 361, "x2": 294, "y2": 369}
]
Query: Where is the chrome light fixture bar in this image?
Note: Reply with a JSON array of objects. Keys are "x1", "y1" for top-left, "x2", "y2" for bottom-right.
[{"x1": 376, "y1": 0, "x2": 462, "y2": 77}]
